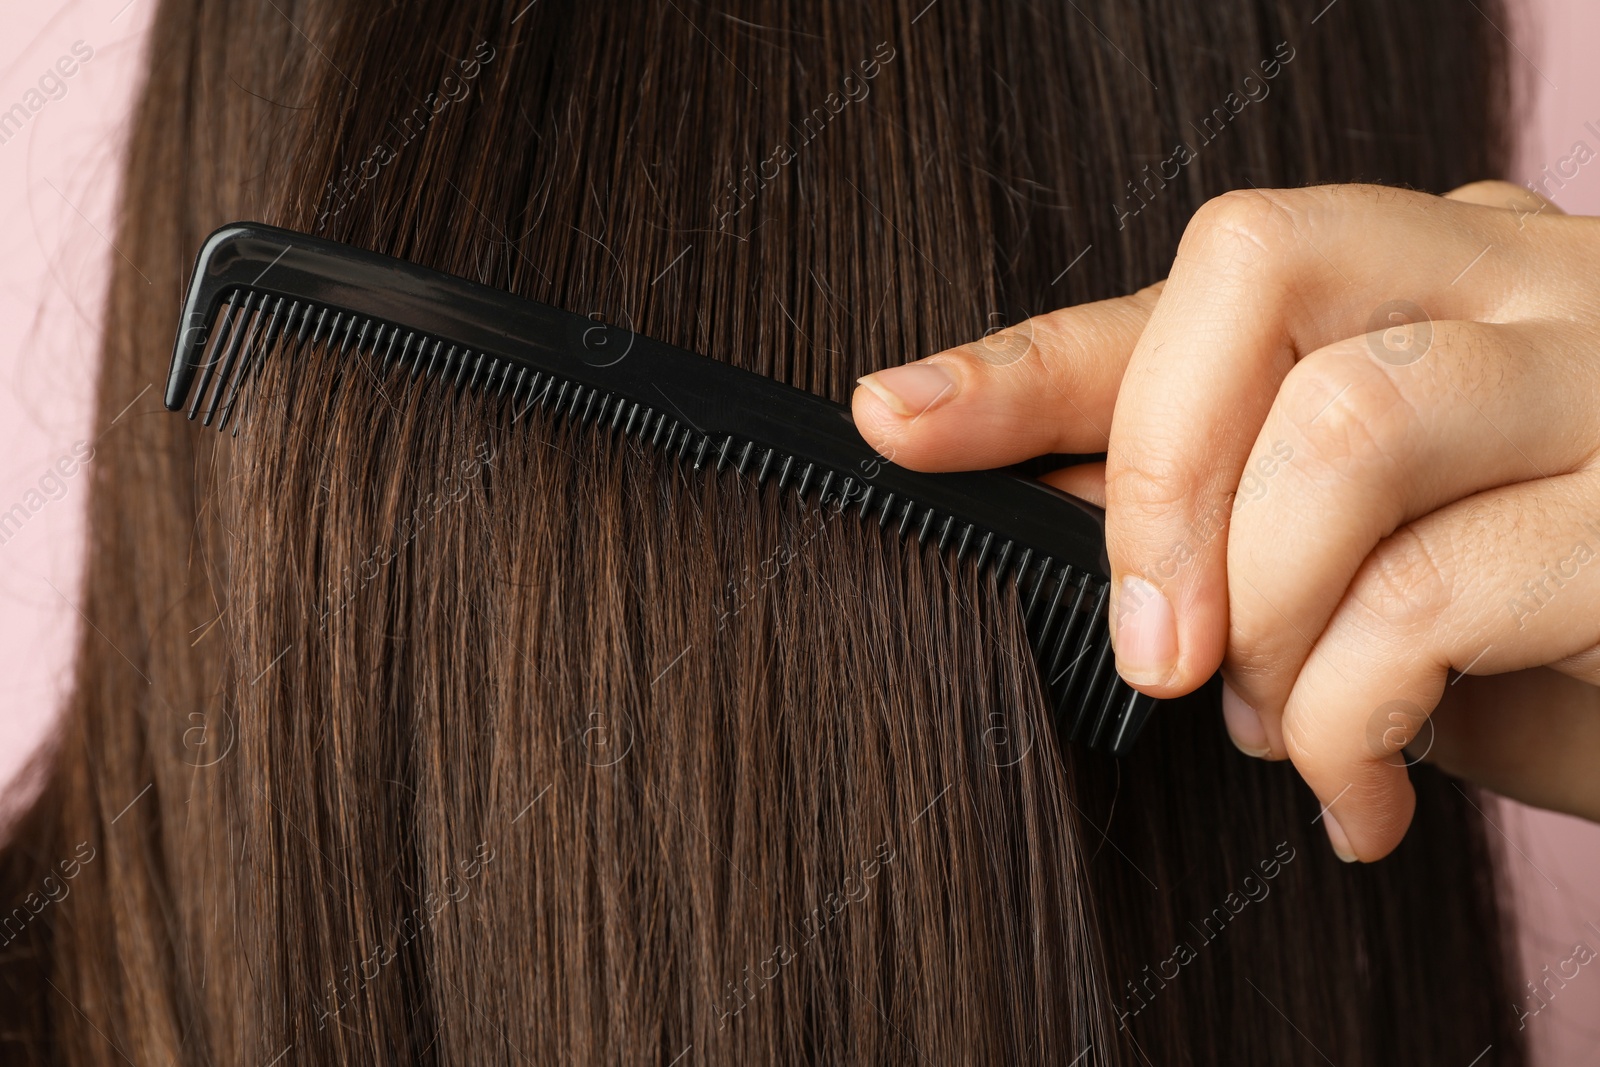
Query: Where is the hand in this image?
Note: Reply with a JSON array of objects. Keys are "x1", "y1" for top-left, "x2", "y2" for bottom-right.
[{"x1": 851, "y1": 181, "x2": 1600, "y2": 862}]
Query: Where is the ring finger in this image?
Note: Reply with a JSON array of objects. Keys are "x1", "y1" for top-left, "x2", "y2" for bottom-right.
[{"x1": 1221, "y1": 316, "x2": 1600, "y2": 756}]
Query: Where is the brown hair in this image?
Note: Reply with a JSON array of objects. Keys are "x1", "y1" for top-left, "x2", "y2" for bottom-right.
[{"x1": 0, "y1": 0, "x2": 1524, "y2": 1063}]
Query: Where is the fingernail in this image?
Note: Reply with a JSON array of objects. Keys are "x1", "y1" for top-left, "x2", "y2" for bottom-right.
[
  {"x1": 1323, "y1": 810, "x2": 1358, "y2": 863},
  {"x1": 1221, "y1": 681, "x2": 1270, "y2": 758},
  {"x1": 856, "y1": 362, "x2": 957, "y2": 418},
  {"x1": 1113, "y1": 575, "x2": 1178, "y2": 686}
]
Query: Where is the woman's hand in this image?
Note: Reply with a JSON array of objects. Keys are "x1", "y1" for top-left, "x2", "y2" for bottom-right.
[{"x1": 851, "y1": 181, "x2": 1600, "y2": 862}]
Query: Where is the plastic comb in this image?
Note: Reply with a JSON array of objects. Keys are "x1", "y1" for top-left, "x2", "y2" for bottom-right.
[{"x1": 163, "y1": 222, "x2": 1159, "y2": 754}]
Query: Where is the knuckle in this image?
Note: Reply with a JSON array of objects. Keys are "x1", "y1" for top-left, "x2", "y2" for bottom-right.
[
  {"x1": 1106, "y1": 448, "x2": 1197, "y2": 516},
  {"x1": 1184, "y1": 188, "x2": 1299, "y2": 265},
  {"x1": 1348, "y1": 525, "x2": 1453, "y2": 633},
  {"x1": 959, "y1": 321, "x2": 1040, "y2": 371},
  {"x1": 1278, "y1": 705, "x2": 1323, "y2": 765},
  {"x1": 1223, "y1": 615, "x2": 1298, "y2": 689},
  {"x1": 1282, "y1": 352, "x2": 1418, "y2": 476}
]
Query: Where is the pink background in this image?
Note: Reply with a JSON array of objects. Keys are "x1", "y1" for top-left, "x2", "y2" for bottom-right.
[{"x1": 1, "y1": 0, "x2": 1597, "y2": 1060}]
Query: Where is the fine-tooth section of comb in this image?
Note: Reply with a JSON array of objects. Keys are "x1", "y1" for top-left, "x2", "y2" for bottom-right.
[{"x1": 164, "y1": 222, "x2": 1160, "y2": 755}]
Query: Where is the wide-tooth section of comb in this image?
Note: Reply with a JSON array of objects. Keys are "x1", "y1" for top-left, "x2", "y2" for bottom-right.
[{"x1": 165, "y1": 223, "x2": 1159, "y2": 755}]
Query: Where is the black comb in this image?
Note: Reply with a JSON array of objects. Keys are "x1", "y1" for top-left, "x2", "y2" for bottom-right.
[{"x1": 163, "y1": 223, "x2": 1159, "y2": 755}]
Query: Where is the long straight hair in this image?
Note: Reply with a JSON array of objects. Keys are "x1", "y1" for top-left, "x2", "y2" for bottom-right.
[{"x1": 0, "y1": 1, "x2": 1523, "y2": 1063}]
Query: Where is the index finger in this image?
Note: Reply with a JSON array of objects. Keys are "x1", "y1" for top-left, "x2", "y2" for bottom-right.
[{"x1": 850, "y1": 283, "x2": 1162, "y2": 471}]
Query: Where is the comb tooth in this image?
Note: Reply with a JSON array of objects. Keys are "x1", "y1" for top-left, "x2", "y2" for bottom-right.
[
  {"x1": 988, "y1": 538, "x2": 1013, "y2": 582},
  {"x1": 566, "y1": 383, "x2": 588, "y2": 421},
  {"x1": 416, "y1": 337, "x2": 435, "y2": 383},
  {"x1": 873, "y1": 492, "x2": 895, "y2": 528},
  {"x1": 624, "y1": 400, "x2": 646, "y2": 437},
  {"x1": 677, "y1": 430, "x2": 697, "y2": 462},
  {"x1": 649, "y1": 413, "x2": 670, "y2": 448},
  {"x1": 835, "y1": 475, "x2": 854, "y2": 510},
  {"x1": 410, "y1": 337, "x2": 431, "y2": 382},
  {"x1": 855, "y1": 484, "x2": 875, "y2": 519},
  {"x1": 223, "y1": 294, "x2": 288, "y2": 424},
  {"x1": 1020, "y1": 555, "x2": 1052, "y2": 626},
  {"x1": 1085, "y1": 668, "x2": 1134, "y2": 751},
  {"x1": 212, "y1": 297, "x2": 285, "y2": 429},
  {"x1": 447, "y1": 348, "x2": 469, "y2": 391},
  {"x1": 1010, "y1": 547, "x2": 1034, "y2": 592},
  {"x1": 402, "y1": 336, "x2": 424, "y2": 380},
  {"x1": 775, "y1": 454, "x2": 796, "y2": 489},
  {"x1": 916, "y1": 507, "x2": 936, "y2": 546},
  {"x1": 201, "y1": 293, "x2": 273, "y2": 425},
  {"x1": 520, "y1": 372, "x2": 545, "y2": 415},
  {"x1": 295, "y1": 300, "x2": 318, "y2": 343},
  {"x1": 378, "y1": 324, "x2": 403, "y2": 376},
  {"x1": 1105, "y1": 688, "x2": 1159, "y2": 756},
  {"x1": 189, "y1": 289, "x2": 255, "y2": 419},
  {"x1": 390, "y1": 329, "x2": 409, "y2": 374},
  {"x1": 1042, "y1": 573, "x2": 1095, "y2": 708},
  {"x1": 755, "y1": 448, "x2": 775, "y2": 485},
  {"x1": 1076, "y1": 630, "x2": 1122, "y2": 747},
  {"x1": 413, "y1": 338, "x2": 435, "y2": 381},
  {"x1": 715, "y1": 435, "x2": 735, "y2": 472},
  {"x1": 285, "y1": 300, "x2": 312, "y2": 341},
  {"x1": 953, "y1": 523, "x2": 975, "y2": 563},
  {"x1": 1062, "y1": 580, "x2": 1114, "y2": 740},
  {"x1": 308, "y1": 305, "x2": 331, "y2": 347},
  {"x1": 466, "y1": 351, "x2": 487, "y2": 392},
  {"x1": 185, "y1": 287, "x2": 243, "y2": 405},
  {"x1": 438, "y1": 343, "x2": 460, "y2": 385},
  {"x1": 971, "y1": 530, "x2": 994, "y2": 571},
  {"x1": 800, "y1": 467, "x2": 825, "y2": 505},
  {"x1": 693, "y1": 435, "x2": 711, "y2": 470},
  {"x1": 935, "y1": 515, "x2": 956, "y2": 552},
  {"x1": 515, "y1": 377, "x2": 538, "y2": 422},
  {"x1": 340, "y1": 318, "x2": 370, "y2": 385},
  {"x1": 336, "y1": 314, "x2": 362, "y2": 362},
  {"x1": 896, "y1": 499, "x2": 916, "y2": 537},
  {"x1": 366, "y1": 323, "x2": 387, "y2": 368},
  {"x1": 593, "y1": 391, "x2": 614, "y2": 427},
  {"x1": 1030, "y1": 566, "x2": 1073, "y2": 661},
  {"x1": 616, "y1": 399, "x2": 638, "y2": 435},
  {"x1": 534, "y1": 375, "x2": 556, "y2": 410},
  {"x1": 736, "y1": 441, "x2": 756, "y2": 474},
  {"x1": 490, "y1": 359, "x2": 509, "y2": 398},
  {"x1": 217, "y1": 298, "x2": 299, "y2": 431},
  {"x1": 795, "y1": 462, "x2": 816, "y2": 499},
  {"x1": 547, "y1": 378, "x2": 570, "y2": 412}
]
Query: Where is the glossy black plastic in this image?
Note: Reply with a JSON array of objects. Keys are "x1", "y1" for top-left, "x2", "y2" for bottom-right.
[{"x1": 164, "y1": 222, "x2": 1158, "y2": 754}]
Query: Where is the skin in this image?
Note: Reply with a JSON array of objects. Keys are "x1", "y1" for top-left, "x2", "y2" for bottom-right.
[{"x1": 851, "y1": 181, "x2": 1600, "y2": 862}]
